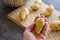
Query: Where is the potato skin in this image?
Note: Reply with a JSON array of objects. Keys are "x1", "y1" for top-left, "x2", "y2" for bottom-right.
[
  {"x1": 41, "y1": 5, "x2": 54, "y2": 17},
  {"x1": 34, "y1": 18, "x2": 45, "y2": 34},
  {"x1": 31, "y1": 0, "x2": 42, "y2": 11},
  {"x1": 19, "y1": 7, "x2": 29, "y2": 20},
  {"x1": 31, "y1": 4, "x2": 41, "y2": 11},
  {"x1": 50, "y1": 21, "x2": 60, "y2": 31}
]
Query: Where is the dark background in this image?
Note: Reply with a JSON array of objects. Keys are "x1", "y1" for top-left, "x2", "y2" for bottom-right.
[
  {"x1": 0, "y1": 0, "x2": 24, "y2": 40},
  {"x1": 0, "y1": 0, "x2": 60, "y2": 40}
]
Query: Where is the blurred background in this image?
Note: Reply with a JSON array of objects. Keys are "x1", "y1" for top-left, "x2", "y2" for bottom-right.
[
  {"x1": 0, "y1": 0, "x2": 60, "y2": 40},
  {"x1": 43, "y1": 0, "x2": 60, "y2": 11}
]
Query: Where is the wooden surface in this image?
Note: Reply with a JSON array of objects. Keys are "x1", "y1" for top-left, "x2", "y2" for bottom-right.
[
  {"x1": 7, "y1": 0, "x2": 60, "y2": 40},
  {"x1": 47, "y1": 31, "x2": 60, "y2": 40}
]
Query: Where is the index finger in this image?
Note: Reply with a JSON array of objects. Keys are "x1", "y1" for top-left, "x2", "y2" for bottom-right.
[{"x1": 41, "y1": 22, "x2": 48, "y2": 35}]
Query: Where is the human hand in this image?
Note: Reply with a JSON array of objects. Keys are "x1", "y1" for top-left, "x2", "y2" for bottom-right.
[{"x1": 23, "y1": 15, "x2": 48, "y2": 40}]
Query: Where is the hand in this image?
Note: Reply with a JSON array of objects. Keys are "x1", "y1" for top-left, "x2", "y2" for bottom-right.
[{"x1": 23, "y1": 15, "x2": 48, "y2": 40}]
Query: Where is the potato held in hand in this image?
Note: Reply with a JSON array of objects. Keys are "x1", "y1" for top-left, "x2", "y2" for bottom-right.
[
  {"x1": 19, "y1": 7, "x2": 29, "y2": 20},
  {"x1": 50, "y1": 21, "x2": 60, "y2": 31},
  {"x1": 34, "y1": 18, "x2": 45, "y2": 34},
  {"x1": 41, "y1": 5, "x2": 54, "y2": 17}
]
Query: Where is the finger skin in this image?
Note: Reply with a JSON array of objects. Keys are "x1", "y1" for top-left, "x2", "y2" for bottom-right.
[
  {"x1": 40, "y1": 15, "x2": 45, "y2": 18},
  {"x1": 27, "y1": 23, "x2": 35, "y2": 32},
  {"x1": 43, "y1": 17, "x2": 48, "y2": 23},
  {"x1": 42, "y1": 22, "x2": 48, "y2": 35},
  {"x1": 24, "y1": 29, "x2": 36, "y2": 40},
  {"x1": 38, "y1": 38, "x2": 43, "y2": 40},
  {"x1": 39, "y1": 33, "x2": 46, "y2": 40}
]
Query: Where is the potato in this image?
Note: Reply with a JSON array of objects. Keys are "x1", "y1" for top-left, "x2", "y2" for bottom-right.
[
  {"x1": 19, "y1": 7, "x2": 29, "y2": 20},
  {"x1": 34, "y1": 18, "x2": 45, "y2": 34},
  {"x1": 41, "y1": 10, "x2": 50, "y2": 17},
  {"x1": 50, "y1": 21, "x2": 60, "y2": 31},
  {"x1": 46, "y1": 5, "x2": 54, "y2": 13},
  {"x1": 31, "y1": 0, "x2": 42, "y2": 11},
  {"x1": 34, "y1": 0, "x2": 42, "y2": 6},
  {"x1": 41, "y1": 5, "x2": 54, "y2": 17},
  {"x1": 31, "y1": 4, "x2": 41, "y2": 11}
]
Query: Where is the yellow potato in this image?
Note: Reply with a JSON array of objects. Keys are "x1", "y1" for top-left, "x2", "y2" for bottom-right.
[
  {"x1": 50, "y1": 21, "x2": 60, "y2": 31},
  {"x1": 41, "y1": 5, "x2": 54, "y2": 17},
  {"x1": 19, "y1": 7, "x2": 29, "y2": 20},
  {"x1": 41, "y1": 10, "x2": 51, "y2": 17},
  {"x1": 31, "y1": 4, "x2": 41, "y2": 11},
  {"x1": 31, "y1": 0, "x2": 42, "y2": 11},
  {"x1": 34, "y1": 0, "x2": 42, "y2": 5},
  {"x1": 46, "y1": 5, "x2": 54, "y2": 13},
  {"x1": 34, "y1": 18, "x2": 45, "y2": 34}
]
